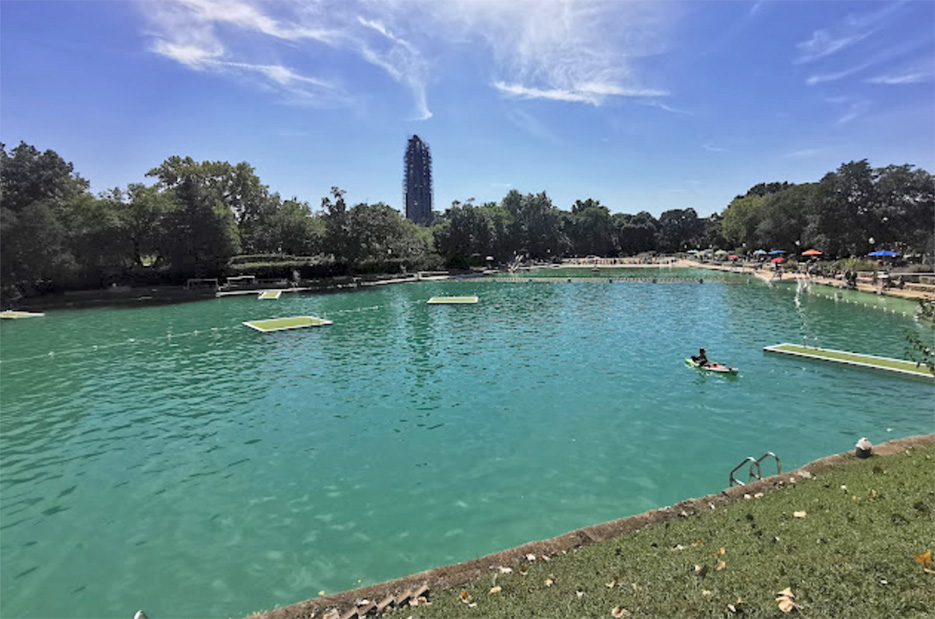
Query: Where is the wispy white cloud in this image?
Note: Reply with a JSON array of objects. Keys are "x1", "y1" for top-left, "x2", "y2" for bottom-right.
[
  {"x1": 804, "y1": 36, "x2": 930, "y2": 85},
  {"x1": 639, "y1": 100, "x2": 691, "y2": 115},
  {"x1": 140, "y1": 0, "x2": 675, "y2": 116},
  {"x1": 495, "y1": 81, "x2": 665, "y2": 106},
  {"x1": 702, "y1": 143, "x2": 726, "y2": 153},
  {"x1": 866, "y1": 58, "x2": 934, "y2": 84},
  {"x1": 141, "y1": 0, "x2": 429, "y2": 116},
  {"x1": 437, "y1": 0, "x2": 673, "y2": 106},
  {"x1": 506, "y1": 108, "x2": 560, "y2": 143},
  {"x1": 784, "y1": 147, "x2": 827, "y2": 159},
  {"x1": 794, "y1": 1, "x2": 904, "y2": 64},
  {"x1": 836, "y1": 100, "x2": 871, "y2": 125}
]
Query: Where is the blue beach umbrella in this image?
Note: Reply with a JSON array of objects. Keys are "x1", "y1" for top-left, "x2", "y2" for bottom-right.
[
  {"x1": 753, "y1": 249, "x2": 767, "y2": 255},
  {"x1": 769, "y1": 249, "x2": 786, "y2": 255},
  {"x1": 868, "y1": 250, "x2": 899, "y2": 257}
]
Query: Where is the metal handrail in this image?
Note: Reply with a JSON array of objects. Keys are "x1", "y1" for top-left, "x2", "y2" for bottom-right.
[
  {"x1": 755, "y1": 452, "x2": 782, "y2": 478},
  {"x1": 729, "y1": 457, "x2": 761, "y2": 487}
]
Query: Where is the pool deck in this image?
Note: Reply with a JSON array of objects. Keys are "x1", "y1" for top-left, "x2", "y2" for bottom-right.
[
  {"x1": 764, "y1": 343, "x2": 934, "y2": 380},
  {"x1": 685, "y1": 260, "x2": 934, "y2": 301}
]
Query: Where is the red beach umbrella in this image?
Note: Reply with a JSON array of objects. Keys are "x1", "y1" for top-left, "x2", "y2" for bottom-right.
[
  {"x1": 728, "y1": 254, "x2": 739, "y2": 260},
  {"x1": 771, "y1": 256, "x2": 786, "y2": 264}
]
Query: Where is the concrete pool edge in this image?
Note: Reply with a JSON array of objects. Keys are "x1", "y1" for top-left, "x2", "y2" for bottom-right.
[{"x1": 253, "y1": 433, "x2": 935, "y2": 619}]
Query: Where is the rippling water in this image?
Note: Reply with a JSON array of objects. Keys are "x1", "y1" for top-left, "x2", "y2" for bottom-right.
[{"x1": 1, "y1": 275, "x2": 931, "y2": 618}]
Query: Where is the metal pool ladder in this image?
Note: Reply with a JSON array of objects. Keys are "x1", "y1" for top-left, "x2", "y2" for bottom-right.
[{"x1": 729, "y1": 452, "x2": 782, "y2": 487}]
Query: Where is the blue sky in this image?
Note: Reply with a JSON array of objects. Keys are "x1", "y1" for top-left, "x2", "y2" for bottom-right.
[{"x1": 2, "y1": 0, "x2": 933, "y2": 217}]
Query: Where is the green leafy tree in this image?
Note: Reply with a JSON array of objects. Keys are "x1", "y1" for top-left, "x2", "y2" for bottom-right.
[
  {"x1": 569, "y1": 199, "x2": 615, "y2": 256},
  {"x1": 870, "y1": 165, "x2": 934, "y2": 253},
  {"x1": 147, "y1": 160, "x2": 241, "y2": 275},
  {"x1": 721, "y1": 193, "x2": 767, "y2": 249},
  {"x1": 0, "y1": 142, "x2": 89, "y2": 299},
  {"x1": 807, "y1": 160, "x2": 875, "y2": 257},
  {"x1": 503, "y1": 190, "x2": 564, "y2": 260},
  {"x1": 613, "y1": 211, "x2": 659, "y2": 255},
  {"x1": 321, "y1": 186, "x2": 351, "y2": 261},
  {"x1": 656, "y1": 208, "x2": 704, "y2": 253},
  {"x1": 756, "y1": 183, "x2": 814, "y2": 251}
]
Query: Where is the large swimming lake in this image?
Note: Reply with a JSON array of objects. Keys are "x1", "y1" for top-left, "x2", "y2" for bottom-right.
[{"x1": 1, "y1": 270, "x2": 931, "y2": 617}]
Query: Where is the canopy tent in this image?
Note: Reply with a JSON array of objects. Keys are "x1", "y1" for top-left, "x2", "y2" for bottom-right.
[
  {"x1": 801, "y1": 249, "x2": 822, "y2": 256},
  {"x1": 769, "y1": 249, "x2": 787, "y2": 255},
  {"x1": 868, "y1": 250, "x2": 899, "y2": 257}
]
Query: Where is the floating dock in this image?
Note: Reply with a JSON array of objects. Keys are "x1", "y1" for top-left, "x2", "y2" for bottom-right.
[
  {"x1": 243, "y1": 315, "x2": 332, "y2": 333},
  {"x1": 427, "y1": 296, "x2": 478, "y2": 304},
  {"x1": 258, "y1": 290, "x2": 282, "y2": 300},
  {"x1": 0, "y1": 310, "x2": 45, "y2": 319},
  {"x1": 764, "y1": 343, "x2": 933, "y2": 380}
]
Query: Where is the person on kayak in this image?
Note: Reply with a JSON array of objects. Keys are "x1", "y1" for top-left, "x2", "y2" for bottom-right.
[{"x1": 691, "y1": 348, "x2": 709, "y2": 367}]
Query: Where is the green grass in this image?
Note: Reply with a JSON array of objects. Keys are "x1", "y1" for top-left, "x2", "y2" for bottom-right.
[
  {"x1": 408, "y1": 446, "x2": 935, "y2": 618},
  {"x1": 769, "y1": 344, "x2": 933, "y2": 377},
  {"x1": 242, "y1": 316, "x2": 332, "y2": 332},
  {"x1": 427, "y1": 296, "x2": 479, "y2": 304}
]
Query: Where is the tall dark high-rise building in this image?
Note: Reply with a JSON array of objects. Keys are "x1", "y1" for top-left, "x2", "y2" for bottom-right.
[{"x1": 404, "y1": 135, "x2": 433, "y2": 225}]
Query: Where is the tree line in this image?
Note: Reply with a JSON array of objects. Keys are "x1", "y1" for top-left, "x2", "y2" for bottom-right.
[{"x1": 2, "y1": 140, "x2": 932, "y2": 302}]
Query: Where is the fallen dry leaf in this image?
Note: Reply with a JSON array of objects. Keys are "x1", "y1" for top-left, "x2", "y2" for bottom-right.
[
  {"x1": 539, "y1": 555, "x2": 550, "y2": 562},
  {"x1": 793, "y1": 511, "x2": 807, "y2": 519},
  {"x1": 544, "y1": 577, "x2": 555, "y2": 587},
  {"x1": 692, "y1": 539, "x2": 704, "y2": 547},
  {"x1": 605, "y1": 576, "x2": 620, "y2": 589},
  {"x1": 498, "y1": 566, "x2": 513, "y2": 574},
  {"x1": 526, "y1": 553, "x2": 537, "y2": 562},
  {"x1": 489, "y1": 586, "x2": 502, "y2": 595},
  {"x1": 702, "y1": 589, "x2": 713, "y2": 597},
  {"x1": 776, "y1": 587, "x2": 801, "y2": 613},
  {"x1": 719, "y1": 547, "x2": 726, "y2": 556},
  {"x1": 459, "y1": 591, "x2": 471, "y2": 604},
  {"x1": 798, "y1": 470, "x2": 812, "y2": 479},
  {"x1": 754, "y1": 492, "x2": 765, "y2": 498},
  {"x1": 694, "y1": 564, "x2": 708, "y2": 577},
  {"x1": 716, "y1": 560, "x2": 727, "y2": 571},
  {"x1": 468, "y1": 602, "x2": 477, "y2": 608},
  {"x1": 915, "y1": 550, "x2": 932, "y2": 569},
  {"x1": 576, "y1": 591, "x2": 585, "y2": 599},
  {"x1": 611, "y1": 607, "x2": 631, "y2": 618}
]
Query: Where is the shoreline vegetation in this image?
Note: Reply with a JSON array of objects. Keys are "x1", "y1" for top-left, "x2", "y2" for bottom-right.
[
  {"x1": 2, "y1": 142, "x2": 932, "y2": 308},
  {"x1": 254, "y1": 435, "x2": 935, "y2": 619}
]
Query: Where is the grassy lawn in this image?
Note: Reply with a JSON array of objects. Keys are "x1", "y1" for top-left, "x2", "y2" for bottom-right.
[
  {"x1": 769, "y1": 344, "x2": 933, "y2": 377},
  {"x1": 406, "y1": 445, "x2": 935, "y2": 618}
]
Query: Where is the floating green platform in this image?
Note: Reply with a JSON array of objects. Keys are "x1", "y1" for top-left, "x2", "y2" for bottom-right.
[
  {"x1": 0, "y1": 310, "x2": 45, "y2": 319},
  {"x1": 243, "y1": 315, "x2": 332, "y2": 333},
  {"x1": 764, "y1": 343, "x2": 933, "y2": 380},
  {"x1": 258, "y1": 290, "x2": 282, "y2": 300},
  {"x1": 427, "y1": 296, "x2": 479, "y2": 305}
]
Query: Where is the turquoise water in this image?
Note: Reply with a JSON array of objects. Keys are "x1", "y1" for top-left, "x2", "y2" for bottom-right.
[{"x1": 1, "y1": 277, "x2": 932, "y2": 618}]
